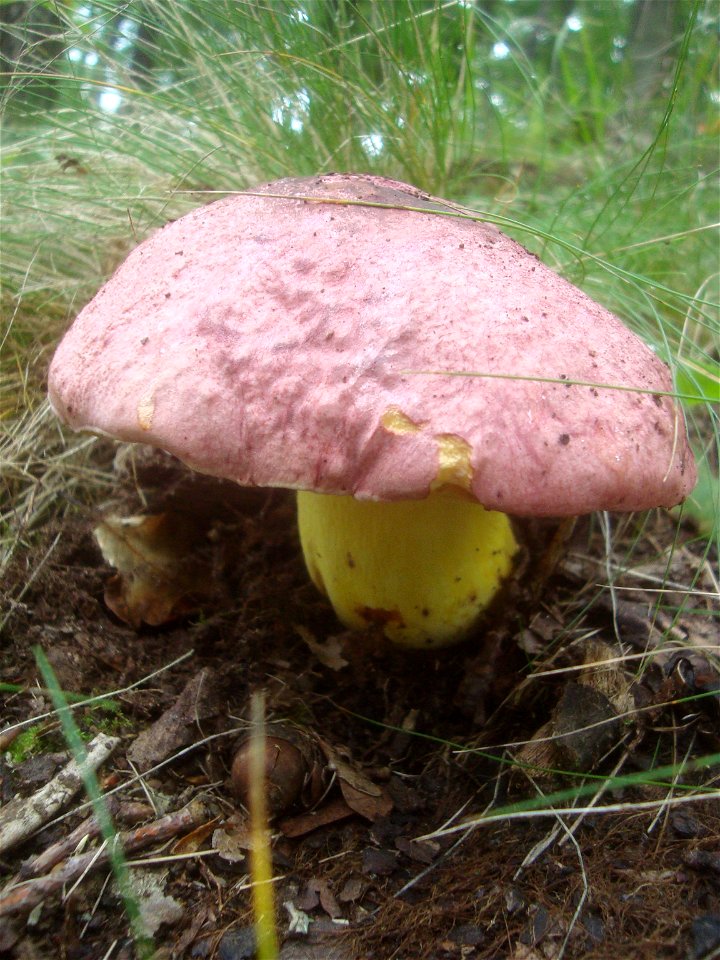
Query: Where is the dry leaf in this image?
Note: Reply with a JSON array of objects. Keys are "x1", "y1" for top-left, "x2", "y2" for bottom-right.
[
  {"x1": 211, "y1": 815, "x2": 253, "y2": 863},
  {"x1": 302, "y1": 879, "x2": 342, "y2": 920},
  {"x1": 318, "y1": 739, "x2": 393, "y2": 821},
  {"x1": 278, "y1": 796, "x2": 355, "y2": 838},
  {"x1": 94, "y1": 512, "x2": 210, "y2": 627},
  {"x1": 170, "y1": 817, "x2": 220, "y2": 855},
  {"x1": 296, "y1": 625, "x2": 349, "y2": 671}
]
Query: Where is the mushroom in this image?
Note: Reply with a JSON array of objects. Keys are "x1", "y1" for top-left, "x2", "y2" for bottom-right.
[{"x1": 48, "y1": 174, "x2": 696, "y2": 647}]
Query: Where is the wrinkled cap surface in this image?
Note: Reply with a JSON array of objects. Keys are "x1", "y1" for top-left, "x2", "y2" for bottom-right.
[{"x1": 48, "y1": 173, "x2": 695, "y2": 516}]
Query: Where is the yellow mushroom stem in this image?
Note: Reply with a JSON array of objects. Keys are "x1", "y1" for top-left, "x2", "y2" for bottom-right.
[{"x1": 297, "y1": 489, "x2": 519, "y2": 648}]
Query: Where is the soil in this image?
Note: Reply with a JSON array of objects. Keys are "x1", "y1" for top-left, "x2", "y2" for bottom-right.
[{"x1": 1, "y1": 444, "x2": 718, "y2": 960}]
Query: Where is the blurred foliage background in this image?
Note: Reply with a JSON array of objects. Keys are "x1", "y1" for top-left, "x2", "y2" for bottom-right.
[{"x1": 1, "y1": 0, "x2": 718, "y2": 541}]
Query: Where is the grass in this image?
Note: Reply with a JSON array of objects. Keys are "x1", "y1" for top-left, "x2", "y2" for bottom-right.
[
  {"x1": 33, "y1": 647, "x2": 153, "y2": 958},
  {"x1": 2, "y1": 2, "x2": 716, "y2": 550},
  {"x1": 1, "y1": 0, "x2": 718, "y2": 955},
  {"x1": 247, "y1": 693, "x2": 280, "y2": 960}
]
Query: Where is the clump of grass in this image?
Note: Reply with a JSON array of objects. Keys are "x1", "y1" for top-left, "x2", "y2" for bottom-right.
[{"x1": 3, "y1": 1, "x2": 717, "y2": 300}]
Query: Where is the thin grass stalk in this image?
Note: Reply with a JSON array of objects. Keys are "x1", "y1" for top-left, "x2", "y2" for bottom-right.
[
  {"x1": 248, "y1": 692, "x2": 279, "y2": 960},
  {"x1": 33, "y1": 647, "x2": 153, "y2": 958}
]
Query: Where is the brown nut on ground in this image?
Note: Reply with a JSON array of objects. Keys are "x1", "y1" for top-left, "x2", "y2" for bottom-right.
[{"x1": 230, "y1": 724, "x2": 325, "y2": 819}]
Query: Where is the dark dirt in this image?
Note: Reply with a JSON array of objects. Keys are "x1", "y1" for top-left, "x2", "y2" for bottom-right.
[{"x1": 1, "y1": 444, "x2": 718, "y2": 960}]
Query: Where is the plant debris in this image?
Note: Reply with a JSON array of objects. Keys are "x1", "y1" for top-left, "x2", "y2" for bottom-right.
[
  {"x1": 0, "y1": 733, "x2": 118, "y2": 855},
  {"x1": 0, "y1": 455, "x2": 718, "y2": 958},
  {"x1": 94, "y1": 512, "x2": 214, "y2": 627}
]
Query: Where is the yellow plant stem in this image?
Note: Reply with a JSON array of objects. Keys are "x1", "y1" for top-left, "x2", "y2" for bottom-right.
[{"x1": 248, "y1": 693, "x2": 279, "y2": 960}]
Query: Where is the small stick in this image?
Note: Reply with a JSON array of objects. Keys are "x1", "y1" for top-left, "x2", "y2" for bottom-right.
[
  {"x1": 0, "y1": 733, "x2": 119, "y2": 855},
  {"x1": 17, "y1": 799, "x2": 155, "y2": 879},
  {"x1": 0, "y1": 800, "x2": 212, "y2": 919},
  {"x1": 19, "y1": 796, "x2": 120, "y2": 879}
]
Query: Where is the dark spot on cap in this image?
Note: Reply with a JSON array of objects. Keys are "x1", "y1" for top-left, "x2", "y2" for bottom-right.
[
  {"x1": 559, "y1": 433, "x2": 571, "y2": 445},
  {"x1": 652, "y1": 394, "x2": 663, "y2": 407},
  {"x1": 346, "y1": 552, "x2": 355, "y2": 568}
]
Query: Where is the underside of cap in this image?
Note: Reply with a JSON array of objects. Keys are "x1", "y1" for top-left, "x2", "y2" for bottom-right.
[{"x1": 48, "y1": 173, "x2": 696, "y2": 517}]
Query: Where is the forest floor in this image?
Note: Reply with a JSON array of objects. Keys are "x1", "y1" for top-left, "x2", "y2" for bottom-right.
[{"x1": 1, "y1": 444, "x2": 719, "y2": 960}]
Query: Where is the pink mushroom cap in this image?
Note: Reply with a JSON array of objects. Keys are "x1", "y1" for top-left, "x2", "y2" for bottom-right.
[{"x1": 48, "y1": 173, "x2": 695, "y2": 517}]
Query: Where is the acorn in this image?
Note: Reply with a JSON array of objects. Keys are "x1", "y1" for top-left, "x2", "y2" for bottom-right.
[{"x1": 230, "y1": 723, "x2": 325, "y2": 819}]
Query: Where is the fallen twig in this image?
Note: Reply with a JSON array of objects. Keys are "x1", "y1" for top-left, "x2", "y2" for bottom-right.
[
  {"x1": 18, "y1": 798, "x2": 119, "y2": 879},
  {"x1": 16, "y1": 799, "x2": 154, "y2": 880},
  {"x1": 0, "y1": 733, "x2": 119, "y2": 855},
  {"x1": 0, "y1": 799, "x2": 213, "y2": 919}
]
